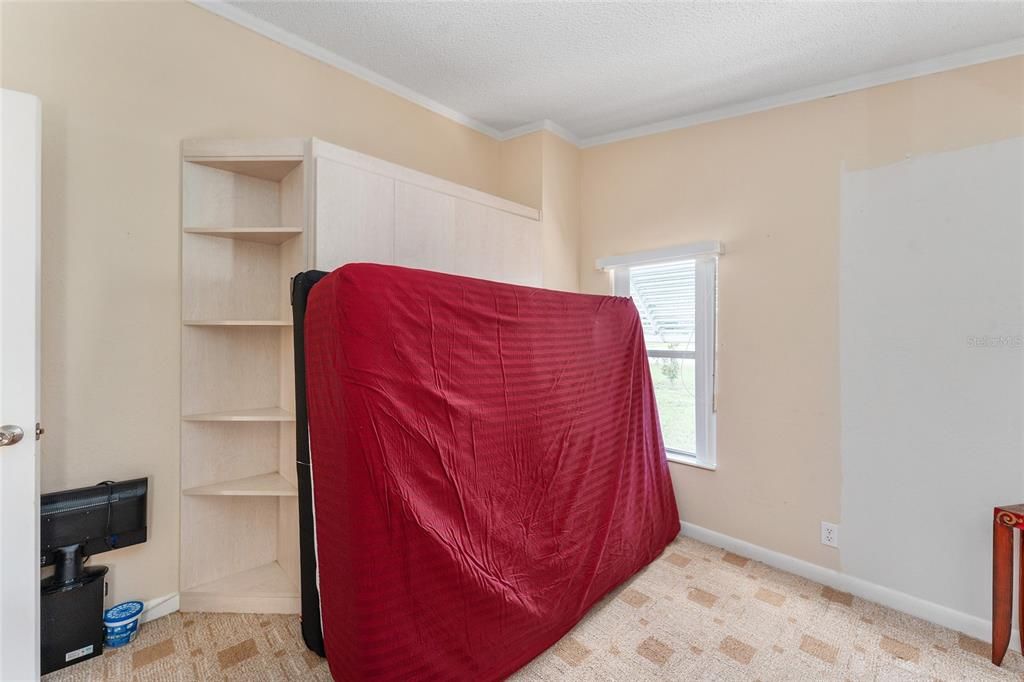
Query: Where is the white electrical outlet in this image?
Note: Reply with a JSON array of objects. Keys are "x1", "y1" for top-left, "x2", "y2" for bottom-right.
[{"x1": 821, "y1": 522, "x2": 839, "y2": 548}]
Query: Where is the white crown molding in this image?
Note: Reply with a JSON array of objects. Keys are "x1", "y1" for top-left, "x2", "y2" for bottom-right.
[
  {"x1": 190, "y1": 0, "x2": 504, "y2": 139},
  {"x1": 190, "y1": 2, "x2": 1023, "y2": 152},
  {"x1": 681, "y1": 522, "x2": 1021, "y2": 654},
  {"x1": 497, "y1": 119, "x2": 582, "y2": 147},
  {"x1": 578, "y1": 37, "x2": 1024, "y2": 148}
]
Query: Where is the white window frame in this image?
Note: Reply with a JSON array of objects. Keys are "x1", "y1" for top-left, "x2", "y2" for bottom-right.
[{"x1": 599, "y1": 242, "x2": 720, "y2": 471}]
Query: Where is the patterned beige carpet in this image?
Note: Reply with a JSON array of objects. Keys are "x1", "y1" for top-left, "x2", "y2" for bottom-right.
[{"x1": 45, "y1": 536, "x2": 1024, "y2": 681}]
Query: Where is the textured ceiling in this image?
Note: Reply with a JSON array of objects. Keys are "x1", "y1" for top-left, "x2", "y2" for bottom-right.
[{"x1": 221, "y1": 1, "x2": 1024, "y2": 144}]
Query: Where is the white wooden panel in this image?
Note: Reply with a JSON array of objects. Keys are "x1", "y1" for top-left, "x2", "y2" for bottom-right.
[
  {"x1": 182, "y1": 407, "x2": 294, "y2": 422},
  {"x1": 392, "y1": 185, "x2": 541, "y2": 285},
  {"x1": 500, "y1": 212, "x2": 543, "y2": 286},
  {"x1": 312, "y1": 140, "x2": 541, "y2": 285},
  {"x1": 276, "y1": 497, "x2": 300, "y2": 589},
  {"x1": 0, "y1": 88, "x2": 41, "y2": 682},
  {"x1": 452, "y1": 200, "x2": 503, "y2": 280},
  {"x1": 186, "y1": 160, "x2": 301, "y2": 183},
  {"x1": 180, "y1": 138, "x2": 308, "y2": 615},
  {"x1": 395, "y1": 181, "x2": 456, "y2": 273},
  {"x1": 313, "y1": 138, "x2": 539, "y2": 220},
  {"x1": 280, "y1": 163, "x2": 304, "y2": 225},
  {"x1": 180, "y1": 560, "x2": 298, "y2": 614},
  {"x1": 184, "y1": 138, "x2": 305, "y2": 160},
  {"x1": 183, "y1": 162, "x2": 281, "y2": 228},
  {"x1": 181, "y1": 326, "x2": 281, "y2": 415},
  {"x1": 182, "y1": 228, "x2": 301, "y2": 244},
  {"x1": 180, "y1": 496, "x2": 278, "y2": 590},
  {"x1": 182, "y1": 234, "x2": 282, "y2": 321},
  {"x1": 180, "y1": 422, "x2": 280, "y2": 490},
  {"x1": 450, "y1": 202, "x2": 541, "y2": 286},
  {"x1": 315, "y1": 158, "x2": 395, "y2": 270},
  {"x1": 183, "y1": 473, "x2": 296, "y2": 497}
]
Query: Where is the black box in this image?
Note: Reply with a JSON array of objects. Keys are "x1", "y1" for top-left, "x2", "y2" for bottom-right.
[{"x1": 40, "y1": 565, "x2": 107, "y2": 674}]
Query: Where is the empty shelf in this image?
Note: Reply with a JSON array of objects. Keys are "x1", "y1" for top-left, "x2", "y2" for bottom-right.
[
  {"x1": 184, "y1": 320, "x2": 292, "y2": 327},
  {"x1": 183, "y1": 472, "x2": 297, "y2": 497},
  {"x1": 179, "y1": 561, "x2": 300, "y2": 614},
  {"x1": 182, "y1": 407, "x2": 295, "y2": 422},
  {"x1": 185, "y1": 157, "x2": 302, "y2": 182},
  {"x1": 185, "y1": 561, "x2": 298, "y2": 597},
  {"x1": 183, "y1": 227, "x2": 302, "y2": 245}
]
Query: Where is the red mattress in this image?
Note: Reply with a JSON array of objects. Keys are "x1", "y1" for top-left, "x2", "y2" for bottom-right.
[{"x1": 303, "y1": 263, "x2": 679, "y2": 681}]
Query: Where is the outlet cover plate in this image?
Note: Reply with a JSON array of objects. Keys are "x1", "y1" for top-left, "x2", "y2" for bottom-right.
[{"x1": 821, "y1": 522, "x2": 839, "y2": 548}]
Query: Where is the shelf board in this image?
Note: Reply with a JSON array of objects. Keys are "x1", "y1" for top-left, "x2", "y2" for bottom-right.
[
  {"x1": 183, "y1": 472, "x2": 297, "y2": 497},
  {"x1": 185, "y1": 157, "x2": 302, "y2": 182},
  {"x1": 182, "y1": 407, "x2": 295, "y2": 422},
  {"x1": 185, "y1": 561, "x2": 298, "y2": 597},
  {"x1": 183, "y1": 227, "x2": 302, "y2": 245},
  {"x1": 180, "y1": 561, "x2": 300, "y2": 614},
  {"x1": 184, "y1": 320, "x2": 292, "y2": 327}
]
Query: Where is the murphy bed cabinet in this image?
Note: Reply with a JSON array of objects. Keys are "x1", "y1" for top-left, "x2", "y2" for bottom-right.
[{"x1": 179, "y1": 138, "x2": 541, "y2": 613}]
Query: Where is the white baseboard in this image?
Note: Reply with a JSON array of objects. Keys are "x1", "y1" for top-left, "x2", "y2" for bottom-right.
[
  {"x1": 681, "y1": 522, "x2": 1021, "y2": 654},
  {"x1": 140, "y1": 592, "x2": 180, "y2": 624}
]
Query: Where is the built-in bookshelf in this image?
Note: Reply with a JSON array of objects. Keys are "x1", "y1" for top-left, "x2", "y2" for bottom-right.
[{"x1": 179, "y1": 139, "x2": 306, "y2": 614}]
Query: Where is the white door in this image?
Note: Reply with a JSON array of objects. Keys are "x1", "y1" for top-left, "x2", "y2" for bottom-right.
[{"x1": 0, "y1": 89, "x2": 42, "y2": 681}]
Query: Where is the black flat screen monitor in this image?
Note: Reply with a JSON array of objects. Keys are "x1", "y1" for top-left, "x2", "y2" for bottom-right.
[{"x1": 40, "y1": 477, "x2": 148, "y2": 569}]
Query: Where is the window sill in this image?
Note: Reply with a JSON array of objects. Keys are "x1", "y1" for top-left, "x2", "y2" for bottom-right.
[{"x1": 666, "y1": 454, "x2": 717, "y2": 471}]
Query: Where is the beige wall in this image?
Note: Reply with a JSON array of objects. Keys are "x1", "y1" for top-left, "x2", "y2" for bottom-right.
[
  {"x1": 498, "y1": 131, "x2": 581, "y2": 292},
  {"x1": 4, "y1": 0, "x2": 1020, "y2": 611},
  {"x1": 540, "y1": 132, "x2": 581, "y2": 292},
  {"x1": 580, "y1": 56, "x2": 1024, "y2": 571},
  {"x1": 499, "y1": 132, "x2": 543, "y2": 209},
  {"x1": 0, "y1": 0, "x2": 520, "y2": 606}
]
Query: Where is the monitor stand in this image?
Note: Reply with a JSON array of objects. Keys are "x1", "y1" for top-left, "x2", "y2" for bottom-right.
[
  {"x1": 52, "y1": 544, "x2": 87, "y2": 585},
  {"x1": 40, "y1": 545, "x2": 108, "y2": 674}
]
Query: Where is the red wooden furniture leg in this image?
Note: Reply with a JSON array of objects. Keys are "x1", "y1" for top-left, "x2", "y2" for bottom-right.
[
  {"x1": 993, "y1": 519, "x2": 1013, "y2": 665},
  {"x1": 1020, "y1": 531, "x2": 1024, "y2": 656}
]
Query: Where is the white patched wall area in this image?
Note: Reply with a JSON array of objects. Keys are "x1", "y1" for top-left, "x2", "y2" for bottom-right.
[{"x1": 840, "y1": 137, "x2": 1024, "y2": 626}]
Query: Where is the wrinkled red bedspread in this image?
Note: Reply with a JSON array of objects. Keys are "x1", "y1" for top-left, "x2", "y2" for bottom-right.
[{"x1": 304, "y1": 263, "x2": 680, "y2": 681}]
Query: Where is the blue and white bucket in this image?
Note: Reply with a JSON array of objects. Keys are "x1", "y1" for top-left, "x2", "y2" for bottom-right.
[{"x1": 103, "y1": 601, "x2": 144, "y2": 648}]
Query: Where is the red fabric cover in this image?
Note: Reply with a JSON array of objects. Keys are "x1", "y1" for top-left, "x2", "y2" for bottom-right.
[{"x1": 304, "y1": 263, "x2": 680, "y2": 681}]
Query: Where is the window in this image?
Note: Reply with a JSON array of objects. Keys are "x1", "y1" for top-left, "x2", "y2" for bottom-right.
[{"x1": 600, "y1": 242, "x2": 719, "y2": 469}]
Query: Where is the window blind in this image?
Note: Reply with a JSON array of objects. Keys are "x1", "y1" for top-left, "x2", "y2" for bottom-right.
[{"x1": 628, "y1": 260, "x2": 696, "y2": 351}]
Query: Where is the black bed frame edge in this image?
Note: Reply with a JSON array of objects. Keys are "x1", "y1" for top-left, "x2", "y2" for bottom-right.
[{"x1": 291, "y1": 270, "x2": 329, "y2": 657}]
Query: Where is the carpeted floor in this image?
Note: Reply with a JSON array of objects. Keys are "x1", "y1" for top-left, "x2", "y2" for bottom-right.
[{"x1": 45, "y1": 536, "x2": 1024, "y2": 681}]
